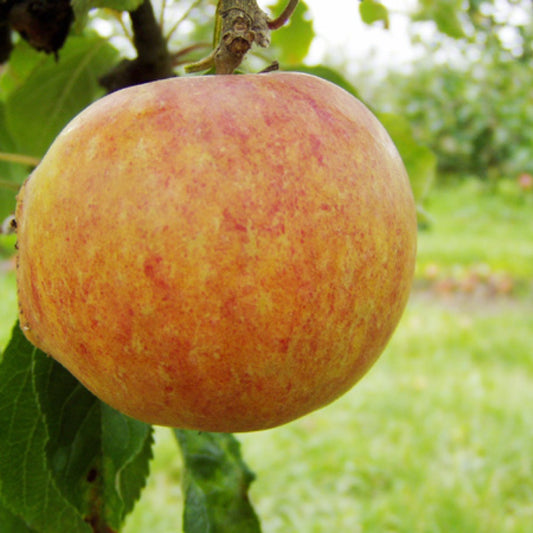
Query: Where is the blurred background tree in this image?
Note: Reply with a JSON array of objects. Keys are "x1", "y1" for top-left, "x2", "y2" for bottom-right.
[{"x1": 368, "y1": 0, "x2": 533, "y2": 181}]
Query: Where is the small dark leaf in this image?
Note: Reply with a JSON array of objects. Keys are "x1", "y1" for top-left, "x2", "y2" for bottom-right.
[
  {"x1": 175, "y1": 430, "x2": 261, "y2": 533},
  {"x1": 9, "y1": 0, "x2": 74, "y2": 56}
]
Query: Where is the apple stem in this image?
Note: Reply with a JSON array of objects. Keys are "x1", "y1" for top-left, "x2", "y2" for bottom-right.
[{"x1": 185, "y1": 0, "x2": 299, "y2": 75}]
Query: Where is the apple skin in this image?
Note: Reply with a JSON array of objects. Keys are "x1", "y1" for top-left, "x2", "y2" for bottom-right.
[{"x1": 16, "y1": 72, "x2": 416, "y2": 432}]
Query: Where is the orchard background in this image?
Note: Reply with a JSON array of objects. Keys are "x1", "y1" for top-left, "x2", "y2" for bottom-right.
[{"x1": 1, "y1": 1, "x2": 532, "y2": 532}]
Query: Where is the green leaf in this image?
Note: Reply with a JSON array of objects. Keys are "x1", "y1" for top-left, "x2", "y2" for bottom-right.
[
  {"x1": 4, "y1": 32, "x2": 118, "y2": 159},
  {"x1": 0, "y1": 499, "x2": 38, "y2": 532},
  {"x1": 269, "y1": 0, "x2": 314, "y2": 65},
  {"x1": 416, "y1": 0, "x2": 465, "y2": 39},
  {"x1": 70, "y1": 0, "x2": 92, "y2": 32},
  {"x1": 359, "y1": 0, "x2": 390, "y2": 28},
  {"x1": 0, "y1": 324, "x2": 154, "y2": 532},
  {"x1": 32, "y1": 354, "x2": 102, "y2": 514},
  {"x1": 175, "y1": 430, "x2": 261, "y2": 533},
  {"x1": 100, "y1": 404, "x2": 154, "y2": 525},
  {"x1": 0, "y1": 325, "x2": 91, "y2": 532},
  {"x1": 433, "y1": 4, "x2": 464, "y2": 39},
  {"x1": 0, "y1": 40, "x2": 43, "y2": 100},
  {"x1": 0, "y1": 103, "x2": 28, "y2": 222},
  {"x1": 377, "y1": 112, "x2": 437, "y2": 204}
]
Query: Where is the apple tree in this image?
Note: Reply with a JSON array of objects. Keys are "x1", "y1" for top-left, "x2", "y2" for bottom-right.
[
  {"x1": 374, "y1": 0, "x2": 533, "y2": 181},
  {"x1": 0, "y1": 1, "x2": 474, "y2": 531}
]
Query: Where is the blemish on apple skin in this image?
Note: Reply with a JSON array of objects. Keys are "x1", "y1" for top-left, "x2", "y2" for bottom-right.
[
  {"x1": 143, "y1": 255, "x2": 170, "y2": 290},
  {"x1": 222, "y1": 208, "x2": 248, "y2": 234},
  {"x1": 78, "y1": 343, "x2": 89, "y2": 356},
  {"x1": 278, "y1": 338, "x2": 290, "y2": 353},
  {"x1": 309, "y1": 134, "x2": 324, "y2": 166}
]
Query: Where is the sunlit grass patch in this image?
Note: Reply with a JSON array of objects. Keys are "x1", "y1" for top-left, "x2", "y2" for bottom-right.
[{"x1": 417, "y1": 179, "x2": 533, "y2": 283}]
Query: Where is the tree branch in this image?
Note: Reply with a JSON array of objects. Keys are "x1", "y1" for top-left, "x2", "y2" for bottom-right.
[
  {"x1": 185, "y1": 0, "x2": 299, "y2": 75},
  {"x1": 268, "y1": 0, "x2": 298, "y2": 30},
  {"x1": 99, "y1": 0, "x2": 174, "y2": 93}
]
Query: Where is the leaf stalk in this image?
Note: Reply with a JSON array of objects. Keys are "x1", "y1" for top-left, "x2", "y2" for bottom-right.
[{"x1": 0, "y1": 152, "x2": 40, "y2": 167}]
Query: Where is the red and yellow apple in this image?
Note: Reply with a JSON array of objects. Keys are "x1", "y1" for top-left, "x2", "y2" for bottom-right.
[{"x1": 15, "y1": 72, "x2": 416, "y2": 432}]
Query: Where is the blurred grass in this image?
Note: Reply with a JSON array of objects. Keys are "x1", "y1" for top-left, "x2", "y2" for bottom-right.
[
  {"x1": 1, "y1": 179, "x2": 532, "y2": 532},
  {"x1": 0, "y1": 270, "x2": 17, "y2": 350},
  {"x1": 416, "y1": 178, "x2": 533, "y2": 283}
]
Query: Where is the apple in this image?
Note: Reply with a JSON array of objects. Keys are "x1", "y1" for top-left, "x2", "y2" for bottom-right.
[{"x1": 15, "y1": 72, "x2": 417, "y2": 432}]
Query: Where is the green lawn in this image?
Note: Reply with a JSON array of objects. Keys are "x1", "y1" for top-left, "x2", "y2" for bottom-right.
[
  {"x1": 416, "y1": 178, "x2": 533, "y2": 285},
  {"x1": 1, "y1": 180, "x2": 532, "y2": 532}
]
